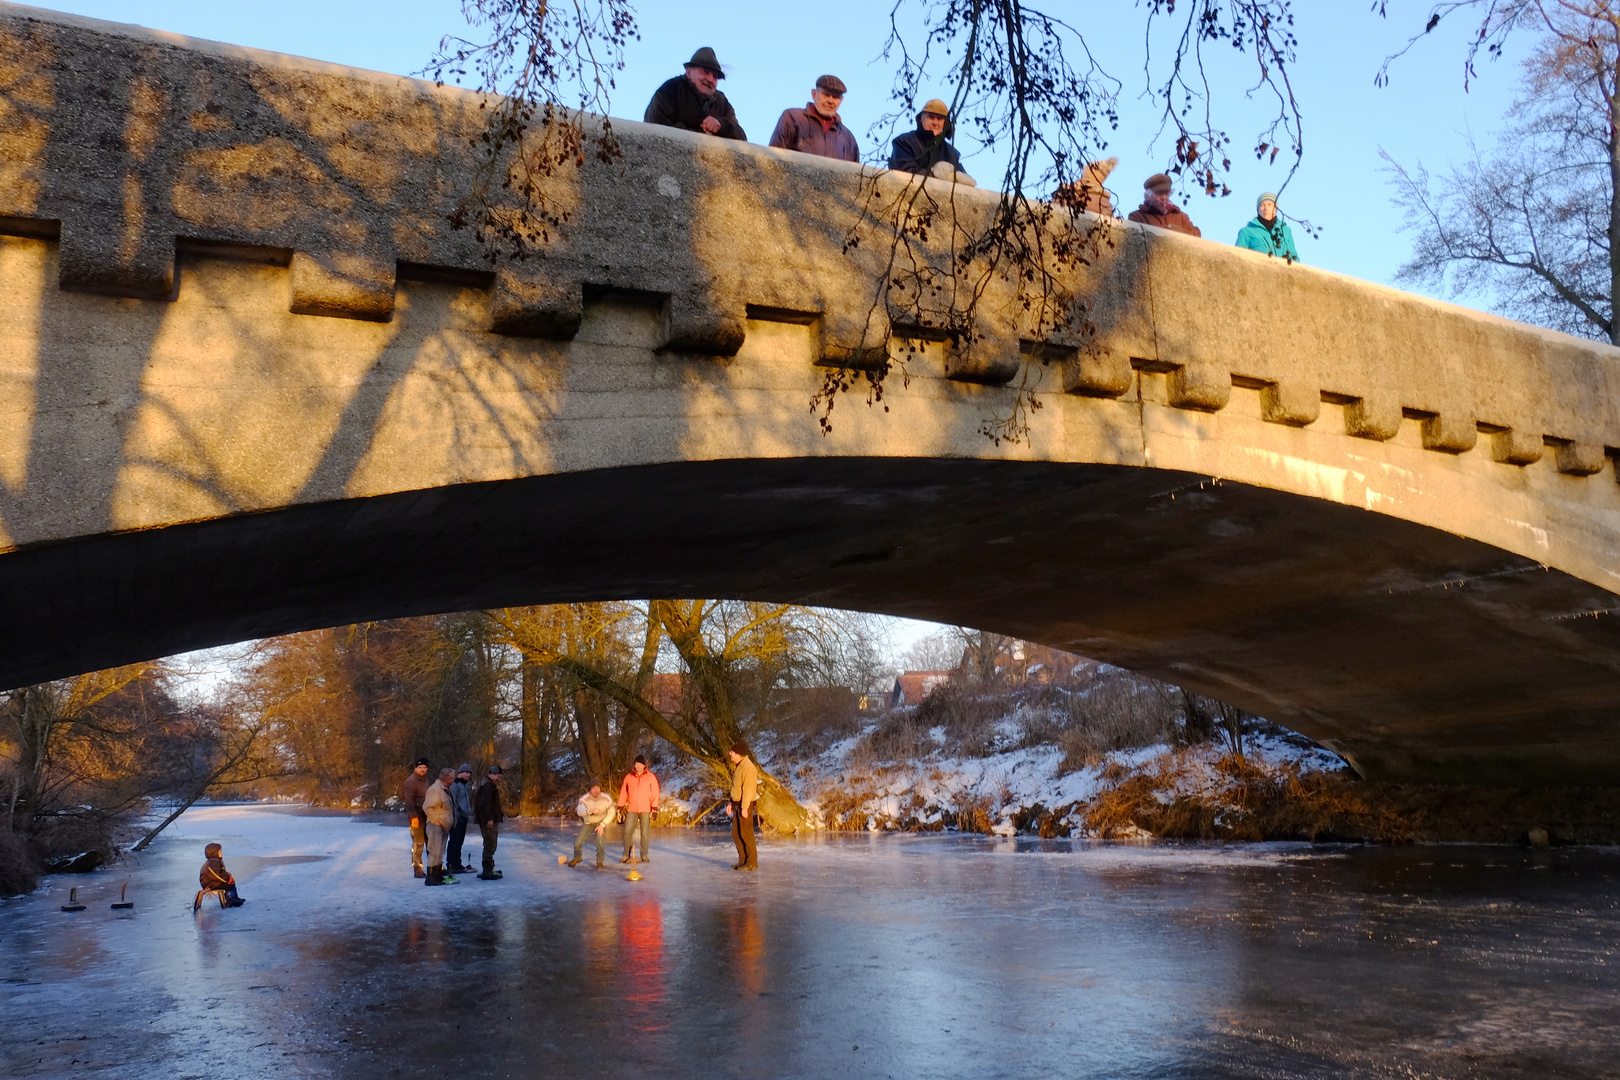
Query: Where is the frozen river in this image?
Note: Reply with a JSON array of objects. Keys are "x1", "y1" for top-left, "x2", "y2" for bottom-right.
[{"x1": 2, "y1": 805, "x2": 1617, "y2": 1079}]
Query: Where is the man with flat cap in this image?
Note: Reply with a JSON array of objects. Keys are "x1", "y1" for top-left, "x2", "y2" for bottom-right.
[
  {"x1": 1127, "y1": 173, "x2": 1201, "y2": 236},
  {"x1": 645, "y1": 47, "x2": 746, "y2": 140},
  {"x1": 769, "y1": 75, "x2": 859, "y2": 162},
  {"x1": 888, "y1": 98, "x2": 974, "y2": 185}
]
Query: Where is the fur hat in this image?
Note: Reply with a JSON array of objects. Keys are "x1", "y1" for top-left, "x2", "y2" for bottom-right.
[{"x1": 1144, "y1": 173, "x2": 1173, "y2": 194}]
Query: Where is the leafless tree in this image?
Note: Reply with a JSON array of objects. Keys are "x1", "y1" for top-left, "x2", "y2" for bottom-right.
[{"x1": 1381, "y1": 4, "x2": 1620, "y2": 341}]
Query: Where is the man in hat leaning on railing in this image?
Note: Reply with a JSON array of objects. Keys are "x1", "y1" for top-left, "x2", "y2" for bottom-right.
[
  {"x1": 645, "y1": 47, "x2": 746, "y2": 140},
  {"x1": 768, "y1": 75, "x2": 859, "y2": 162},
  {"x1": 887, "y1": 98, "x2": 975, "y2": 186},
  {"x1": 1127, "y1": 173, "x2": 1201, "y2": 237}
]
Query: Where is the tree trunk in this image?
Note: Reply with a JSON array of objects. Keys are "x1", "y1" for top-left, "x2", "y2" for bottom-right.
[{"x1": 519, "y1": 660, "x2": 543, "y2": 816}]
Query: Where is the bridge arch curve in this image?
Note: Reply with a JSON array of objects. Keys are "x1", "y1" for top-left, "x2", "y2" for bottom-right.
[{"x1": 1, "y1": 7, "x2": 1619, "y2": 783}]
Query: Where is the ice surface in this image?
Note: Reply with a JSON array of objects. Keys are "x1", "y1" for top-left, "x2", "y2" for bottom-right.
[{"x1": 2, "y1": 806, "x2": 1617, "y2": 1080}]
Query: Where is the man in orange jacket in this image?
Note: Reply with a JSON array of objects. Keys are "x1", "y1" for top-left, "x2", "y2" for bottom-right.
[{"x1": 618, "y1": 755, "x2": 661, "y2": 865}]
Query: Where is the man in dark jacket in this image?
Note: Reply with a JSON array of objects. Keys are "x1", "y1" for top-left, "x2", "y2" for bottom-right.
[
  {"x1": 1127, "y1": 174, "x2": 1201, "y2": 236},
  {"x1": 644, "y1": 47, "x2": 745, "y2": 140},
  {"x1": 401, "y1": 758, "x2": 430, "y2": 879},
  {"x1": 769, "y1": 75, "x2": 858, "y2": 162},
  {"x1": 474, "y1": 765, "x2": 506, "y2": 880},
  {"x1": 888, "y1": 99, "x2": 974, "y2": 185},
  {"x1": 448, "y1": 764, "x2": 474, "y2": 874}
]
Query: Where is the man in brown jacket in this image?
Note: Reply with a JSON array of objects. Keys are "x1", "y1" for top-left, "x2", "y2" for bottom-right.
[
  {"x1": 401, "y1": 758, "x2": 430, "y2": 879},
  {"x1": 1126, "y1": 173, "x2": 1201, "y2": 236},
  {"x1": 727, "y1": 741, "x2": 759, "y2": 871},
  {"x1": 768, "y1": 75, "x2": 859, "y2": 163}
]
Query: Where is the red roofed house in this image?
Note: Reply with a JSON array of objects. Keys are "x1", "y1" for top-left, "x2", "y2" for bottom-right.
[{"x1": 889, "y1": 670, "x2": 953, "y2": 708}]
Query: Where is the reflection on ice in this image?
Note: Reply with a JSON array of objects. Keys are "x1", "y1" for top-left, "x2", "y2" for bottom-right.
[{"x1": 0, "y1": 805, "x2": 1616, "y2": 1079}]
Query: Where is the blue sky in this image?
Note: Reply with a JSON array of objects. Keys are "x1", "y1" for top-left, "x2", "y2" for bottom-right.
[{"x1": 45, "y1": 0, "x2": 1532, "y2": 297}]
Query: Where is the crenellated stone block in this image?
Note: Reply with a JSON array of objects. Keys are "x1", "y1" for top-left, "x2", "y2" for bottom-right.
[
  {"x1": 1418, "y1": 411, "x2": 1478, "y2": 454},
  {"x1": 1166, "y1": 363, "x2": 1231, "y2": 412},
  {"x1": 289, "y1": 250, "x2": 395, "y2": 322},
  {"x1": 1488, "y1": 428, "x2": 1544, "y2": 466},
  {"x1": 1550, "y1": 439, "x2": 1606, "y2": 476},
  {"x1": 1259, "y1": 381, "x2": 1320, "y2": 426},
  {"x1": 818, "y1": 307, "x2": 891, "y2": 370},
  {"x1": 1061, "y1": 347, "x2": 1134, "y2": 397},
  {"x1": 942, "y1": 327, "x2": 1021, "y2": 385},
  {"x1": 57, "y1": 220, "x2": 174, "y2": 300},
  {"x1": 662, "y1": 292, "x2": 746, "y2": 356},
  {"x1": 489, "y1": 267, "x2": 582, "y2": 339},
  {"x1": 1340, "y1": 395, "x2": 1402, "y2": 441}
]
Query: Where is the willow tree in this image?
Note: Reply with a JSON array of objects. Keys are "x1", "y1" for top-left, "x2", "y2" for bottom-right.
[{"x1": 491, "y1": 601, "x2": 874, "y2": 832}]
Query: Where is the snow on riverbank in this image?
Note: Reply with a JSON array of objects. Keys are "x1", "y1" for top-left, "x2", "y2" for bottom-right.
[{"x1": 781, "y1": 722, "x2": 1348, "y2": 836}]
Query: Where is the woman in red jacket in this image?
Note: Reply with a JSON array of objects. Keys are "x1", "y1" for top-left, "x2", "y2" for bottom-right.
[{"x1": 618, "y1": 755, "x2": 660, "y2": 865}]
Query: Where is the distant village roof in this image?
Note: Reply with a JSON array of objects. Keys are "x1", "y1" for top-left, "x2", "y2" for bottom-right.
[{"x1": 890, "y1": 670, "x2": 953, "y2": 707}]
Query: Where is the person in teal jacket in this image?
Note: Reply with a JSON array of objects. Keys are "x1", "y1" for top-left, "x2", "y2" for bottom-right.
[{"x1": 1235, "y1": 192, "x2": 1300, "y2": 262}]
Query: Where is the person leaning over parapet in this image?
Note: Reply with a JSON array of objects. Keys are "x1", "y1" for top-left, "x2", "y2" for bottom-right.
[
  {"x1": 422, "y1": 768, "x2": 458, "y2": 886},
  {"x1": 768, "y1": 75, "x2": 858, "y2": 163},
  {"x1": 887, "y1": 99, "x2": 975, "y2": 186},
  {"x1": 1127, "y1": 174, "x2": 1201, "y2": 236},
  {"x1": 644, "y1": 47, "x2": 746, "y2": 140},
  {"x1": 401, "y1": 757, "x2": 430, "y2": 879},
  {"x1": 1052, "y1": 157, "x2": 1118, "y2": 218},
  {"x1": 618, "y1": 755, "x2": 660, "y2": 865},
  {"x1": 448, "y1": 764, "x2": 474, "y2": 874},
  {"x1": 1236, "y1": 192, "x2": 1301, "y2": 262},
  {"x1": 570, "y1": 781, "x2": 615, "y2": 869},
  {"x1": 474, "y1": 765, "x2": 506, "y2": 880}
]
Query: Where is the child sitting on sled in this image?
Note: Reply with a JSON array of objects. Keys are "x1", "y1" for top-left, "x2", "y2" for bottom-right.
[{"x1": 199, "y1": 842, "x2": 247, "y2": 907}]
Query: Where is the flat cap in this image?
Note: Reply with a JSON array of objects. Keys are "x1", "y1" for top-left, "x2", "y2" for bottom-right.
[
  {"x1": 816, "y1": 74, "x2": 847, "y2": 96},
  {"x1": 919, "y1": 98, "x2": 950, "y2": 118}
]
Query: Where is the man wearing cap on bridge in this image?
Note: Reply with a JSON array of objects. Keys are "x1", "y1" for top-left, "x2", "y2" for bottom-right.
[
  {"x1": 645, "y1": 47, "x2": 746, "y2": 140},
  {"x1": 1127, "y1": 173, "x2": 1201, "y2": 237},
  {"x1": 769, "y1": 75, "x2": 859, "y2": 162},
  {"x1": 887, "y1": 98, "x2": 975, "y2": 186}
]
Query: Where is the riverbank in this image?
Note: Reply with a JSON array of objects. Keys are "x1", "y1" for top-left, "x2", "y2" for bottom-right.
[{"x1": 531, "y1": 729, "x2": 1620, "y2": 846}]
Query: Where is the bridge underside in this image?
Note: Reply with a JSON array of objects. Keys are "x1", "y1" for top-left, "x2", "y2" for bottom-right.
[{"x1": 4, "y1": 457, "x2": 1617, "y2": 786}]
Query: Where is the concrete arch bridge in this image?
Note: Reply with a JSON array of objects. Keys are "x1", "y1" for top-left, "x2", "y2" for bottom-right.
[{"x1": 1, "y1": 4, "x2": 1619, "y2": 784}]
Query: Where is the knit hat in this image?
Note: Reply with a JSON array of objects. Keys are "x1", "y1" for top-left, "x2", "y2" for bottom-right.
[
  {"x1": 918, "y1": 98, "x2": 950, "y2": 120},
  {"x1": 412, "y1": 757, "x2": 430, "y2": 769},
  {"x1": 487, "y1": 763, "x2": 503, "y2": 775},
  {"x1": 1144, "y1": 173, "x2": 1173, "y2": 194},
  {"x1": 457, "y1": 763, "x2": 471, "y2": 775},
  {"x1": 815, "y1": 74, "x2": 847, "y2": 96},
  {"x1": 1257, "y1": 191, "x2": 1278, "y2": 211},
  {"x1": 634, "y1": 754, "x2": 647, "y2": 766},
  {"x1": 685, "y1": 47, "x2": 725, "y2": 78}
]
